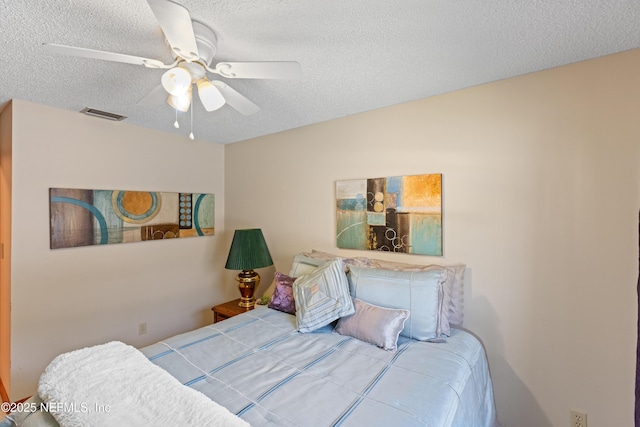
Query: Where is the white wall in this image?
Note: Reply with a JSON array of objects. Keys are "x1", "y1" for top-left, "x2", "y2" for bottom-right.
[
  {"x1": 225, "y1": 49, "x2": 640, "y2": 427},
  {"x1": 7, "y1": 100, "x2": 231, "y2": 399}
]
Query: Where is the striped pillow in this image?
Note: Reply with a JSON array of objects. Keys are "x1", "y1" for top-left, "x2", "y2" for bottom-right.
[{"x1": 293, "y1": 258, "x2": 354, "y2": 333}]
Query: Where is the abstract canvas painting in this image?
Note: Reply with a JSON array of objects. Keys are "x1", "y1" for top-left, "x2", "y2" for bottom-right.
[
  {"x1": 49, "y1": 188, "x2": 215, "y2": 249},
  {"x1": 336, "y1": 174, "x2": 442, "y2": 255}
]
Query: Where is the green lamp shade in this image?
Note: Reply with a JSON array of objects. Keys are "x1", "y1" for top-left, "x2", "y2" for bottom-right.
[{"x1": 225, "y1": 229, "x2": 273, "y2": 271}]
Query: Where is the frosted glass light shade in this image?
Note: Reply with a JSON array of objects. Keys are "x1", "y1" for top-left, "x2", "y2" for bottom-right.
[
  {"x1": 196, "y1": 78, "x2": 225, "y2": 112},
  {"x1": 167, "y1": 86, "x2": 192, "y2": 112},
  {"x1": 161, "y1": 67, "x2": 192, "y2": 96}
]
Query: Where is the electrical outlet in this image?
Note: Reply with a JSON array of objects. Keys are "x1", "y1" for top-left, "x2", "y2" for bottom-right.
[
  {"x1": 138, "y1": 322, "x2": 147, "y2": 335},
  {"x1": 570, "y1": 410, "x2": 587, "y2": 427}
]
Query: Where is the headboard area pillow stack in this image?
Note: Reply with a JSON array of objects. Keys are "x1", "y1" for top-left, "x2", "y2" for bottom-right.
[
  {"x1": 264, "y1": 250, "x2": 466, "y2": 351},
  {"x1": 288, "y1": 250, "x2": 466, "y2": 328}
]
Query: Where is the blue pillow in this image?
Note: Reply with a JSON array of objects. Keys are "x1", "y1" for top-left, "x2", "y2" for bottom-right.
[
  {"x1": 347, "y1": 266, "x2": 446, "y2": 341},
  {"x1": 288, "y1": 253, "x2": 327, "y2": 277}
]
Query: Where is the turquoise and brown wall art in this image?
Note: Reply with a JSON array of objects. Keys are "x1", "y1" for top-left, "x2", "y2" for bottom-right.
[
  {"x1": 49, "y1": 188, "x2": 215, "y2": 249},
  {"x1": 336, "y1": 174, "x2": 442, "y2": 256}
]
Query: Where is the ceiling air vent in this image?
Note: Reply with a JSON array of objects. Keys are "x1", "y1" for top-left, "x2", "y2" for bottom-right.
[{"x1": 80, "y1": 108, "x2": 127, "y2": 121}]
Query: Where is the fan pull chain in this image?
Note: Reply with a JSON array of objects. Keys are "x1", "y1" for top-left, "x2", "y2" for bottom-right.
[
  {"x1": 189, "y1": 96, "x2": 194, "y2": 140},
  {"x1": 173, "y1": 108, "x2": 179, "y2": 129}
]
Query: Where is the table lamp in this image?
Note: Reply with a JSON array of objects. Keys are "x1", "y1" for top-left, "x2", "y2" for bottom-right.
[{"x1": 224, "y1": 228, "x2": 273, "y2": 308}]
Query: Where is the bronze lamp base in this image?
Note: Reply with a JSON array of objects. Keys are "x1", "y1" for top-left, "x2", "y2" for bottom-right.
[{"x1": 236, "y1": 269, "x2": 261, "y2": 308}]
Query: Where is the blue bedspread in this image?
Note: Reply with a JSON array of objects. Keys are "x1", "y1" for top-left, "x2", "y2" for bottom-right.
[
  {"x1": 142, "y1": 306, "x2": 496, "y2": 427},
  {"x1": 1, "y1": 305, "x2": 496, "y2": 427}
]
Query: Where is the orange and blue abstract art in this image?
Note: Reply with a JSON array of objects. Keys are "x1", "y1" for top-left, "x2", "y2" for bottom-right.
[
  {"x1": 336, "y1": 174, "x2": 442, "y2": 255},
  {"x1": 49, "y1": 188, "x2": 214, "y2": 249}
]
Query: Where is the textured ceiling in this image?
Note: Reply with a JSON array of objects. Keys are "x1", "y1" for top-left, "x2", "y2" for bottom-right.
[{"x1": 1, "y1": 0, "x2": 638, "y2": 144}]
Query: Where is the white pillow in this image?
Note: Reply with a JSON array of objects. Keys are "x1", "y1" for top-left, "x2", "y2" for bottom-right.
[{"x1": 293, "y1": 258, "x2": 354, "y2": 333}]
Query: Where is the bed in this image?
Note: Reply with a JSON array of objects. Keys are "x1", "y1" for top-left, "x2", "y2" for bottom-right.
[{"x1": 1, "y1": 252, "x2": 497, "y2": 427}]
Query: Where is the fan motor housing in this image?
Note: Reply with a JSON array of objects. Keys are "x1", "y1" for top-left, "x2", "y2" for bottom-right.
[{"x1": 170, "y1": 19, "x2": 217, "y2": 66}]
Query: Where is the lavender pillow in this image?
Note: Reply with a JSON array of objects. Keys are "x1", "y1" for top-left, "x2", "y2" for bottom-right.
[
  {"x1": 268, "y1": 272, "x2": 296, "y2": 314},
  {"x1": 335, "y1": 298, "x2": 409, "y2": 351}
]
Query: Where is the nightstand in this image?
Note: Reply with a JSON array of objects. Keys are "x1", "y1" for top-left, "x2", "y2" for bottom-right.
[{"x1": 211, "y1": 298, "x2": 254, "y2": 323}]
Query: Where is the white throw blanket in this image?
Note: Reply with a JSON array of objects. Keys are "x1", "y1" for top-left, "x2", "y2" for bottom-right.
[{"x1": 38, "y1": 341, "x2": 250, "y2": 427}]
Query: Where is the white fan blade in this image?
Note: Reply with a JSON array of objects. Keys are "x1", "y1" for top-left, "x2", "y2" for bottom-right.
[
  {"x1": 196, "y1": 79, "x2": 225, "y2": 112},
  {"x1": 211, "y1": 81, "x2": 260, "y2": 115},
  {"x1": 147, "y1": 0, "x2": 199, "y2": 61},
  {"x1": 136, "y1": 84, "x2": 168, "y2": 106},
  {"x1": 42, "y1": 43, "x2": 167, "y2": 68},
  {"x1": 209, "y1": 62, "x2": 302, "y2": 79}
]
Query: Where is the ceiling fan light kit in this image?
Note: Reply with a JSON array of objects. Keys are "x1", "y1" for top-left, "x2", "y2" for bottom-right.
[
  {"x1": 167, "y1": 87, "x2": 192, "y2": 113},
  {"x1": 42, "y1": 0, "x2": 302, "y2": 139},
  {"x1": 161, "y1": 67, "x2": 192, "y2": 96},
  {"x1": 196, "y1": 79, "x2": 225, "y2": 112}
]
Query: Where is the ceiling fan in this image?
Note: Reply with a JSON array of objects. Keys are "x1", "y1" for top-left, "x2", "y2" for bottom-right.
[{"x1": 42, "y1": 0, "x2": 302, "y2": 135}]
